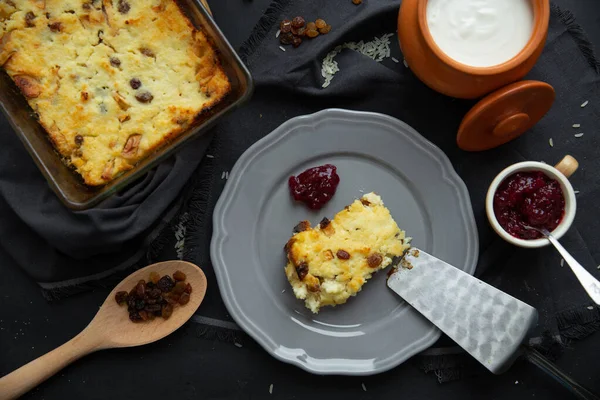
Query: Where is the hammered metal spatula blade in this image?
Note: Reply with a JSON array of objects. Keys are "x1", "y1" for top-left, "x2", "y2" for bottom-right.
[{"x1": 387, "y1": 248, "x2": 538, "y2": 374}]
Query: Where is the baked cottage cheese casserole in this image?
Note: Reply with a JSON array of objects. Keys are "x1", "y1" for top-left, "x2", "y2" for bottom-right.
[
  {"x1": 284, "y1": 192, "x2": 410, "y2": 313},
  {"x1": 0, "y1": 0, "x2": 230, "y2": 185}
]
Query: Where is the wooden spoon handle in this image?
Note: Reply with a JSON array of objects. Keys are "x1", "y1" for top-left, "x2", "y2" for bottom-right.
[{"x1": 0, "y1": 331, "x2": 103, "y2": 400}]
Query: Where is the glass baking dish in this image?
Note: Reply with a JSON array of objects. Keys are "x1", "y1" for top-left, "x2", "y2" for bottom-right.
[{"x1": 0, "y1": 0, "x2": 253, "y2": 210}]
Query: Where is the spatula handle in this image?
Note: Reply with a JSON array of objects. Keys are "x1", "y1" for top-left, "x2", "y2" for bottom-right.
[
  {"x1": 0, "y1": 331, "x2": 103, "y2": 400},
  {"x1": 525, "y1": 347, "x2": 600, "y2": 400}
]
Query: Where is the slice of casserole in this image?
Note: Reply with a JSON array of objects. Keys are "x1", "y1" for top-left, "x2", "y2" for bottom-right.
[
  {"x1": 0, "y1": 0, "x2": 230, "y2": 185},
  {"x1": 284, "y1": 192, "x2": 410, "y2": 313}
]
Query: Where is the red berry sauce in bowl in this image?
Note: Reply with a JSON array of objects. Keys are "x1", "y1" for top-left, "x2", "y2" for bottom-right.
[
  {"x1": 493, "y1": 171, "x2": 565, "y2": 240},
  {"x1": 288, "y1": 164, "x2": 340, "y2": 210}
]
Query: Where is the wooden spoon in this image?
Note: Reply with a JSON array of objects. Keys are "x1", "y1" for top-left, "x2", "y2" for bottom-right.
[{"x1": 0, "y1": 261, "x2": 207, "y2": 400}]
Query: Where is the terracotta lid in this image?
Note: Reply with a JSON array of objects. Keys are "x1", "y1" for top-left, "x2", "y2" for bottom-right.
[{"x1": 457, "y1": 81, "x2": 555, "y2": 151}]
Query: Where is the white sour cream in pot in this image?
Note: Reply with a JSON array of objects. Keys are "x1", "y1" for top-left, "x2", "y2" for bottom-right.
[{"x1": 426, "y1": 0, "x2": 534, "y2": 67}]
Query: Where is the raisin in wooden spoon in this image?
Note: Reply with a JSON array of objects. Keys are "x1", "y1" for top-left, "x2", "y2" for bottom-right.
[{"x1": 0, "y1": 261, "x2": 207, "y2": 399}]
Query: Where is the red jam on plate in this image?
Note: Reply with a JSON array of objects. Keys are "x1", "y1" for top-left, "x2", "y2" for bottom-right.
[
  {"x1": 288, "y1": 164, "x2": 340, "y2": 210},
  {"x1": 493, "y1": 171, "x2": 565, "y2": 240}
]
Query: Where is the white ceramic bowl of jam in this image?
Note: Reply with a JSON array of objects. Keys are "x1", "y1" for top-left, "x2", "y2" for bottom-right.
[{"x1": 486, "y1": 155, "x2": 578, "y2": 248}]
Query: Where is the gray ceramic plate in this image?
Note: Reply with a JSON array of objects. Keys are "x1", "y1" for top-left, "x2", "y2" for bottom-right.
[{"x1": 211, "y1": 109, "x2": 478, "y2": 375}]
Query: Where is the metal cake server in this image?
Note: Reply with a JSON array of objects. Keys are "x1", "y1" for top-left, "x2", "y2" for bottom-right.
[
  {"x1": 387, "y1": 248, "x2": 600, "y2": 399},
  {"x1": 388, "y1": 248, "x2": 537, "y2": 374}
]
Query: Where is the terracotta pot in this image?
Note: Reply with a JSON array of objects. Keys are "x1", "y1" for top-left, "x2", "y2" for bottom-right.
[{"x1": 398, "y1": 0, "x2": 550, "y2": 99}]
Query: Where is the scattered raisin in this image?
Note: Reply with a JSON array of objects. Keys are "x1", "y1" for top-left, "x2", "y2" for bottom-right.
[
  {"x1": 295, "y1": 262, "x2": 309, "y2": 280},
  {"x1": 178, "y1": 292, "x2": 190, "y2": 305},
  {"x1": 319, "y1": 217, "x2": 331, "y2": 229},
  {"x1": 291, "y1": 16, "x2": 305, "y2": 29},
  {"x1": 184, "y1": 283, "x2": 193, "y2": 294},
  {"x1": 306, "y1": 22, "x2": 316, "y2": 31},
  {"x1": 129, "y1": 78, "x2": 141, "y2": 89},
  {"x1": 48, "y1": 22, "x2": 62, "y2": 32},
  {"x1": 144, "y1": 304, "x2": 161, "y2": 313},
  {"x1": 115, "y1": 291, "x2": 128, "y2": 305},
  {"x1": 138, "y1": 310, "x2": 149, "y2": 321},
  {"x1": 279, "y1": 32, "x2": 294, "y2": 45},
  {"x1": 117, "y1": 0, "x2": 130, "y2": 14},
  {"x1": 291, "y1": 26, "x2": 305, "y2": 36},
  {"x1": 306, "y1": 29, "x2": 319, "y2": 38},
  {"x1": 140, "y1": 47, "x2": 155, "y2": 58},
  {"x1": 157, "y1": 275, "x2": 175, "y2": 292},
  {"x1": 161, "y1": 304, "x2": 173, "y2": 319},
  {"x1": 25, "y1": 11, "x2": 36, "y2": 27},
  {"x1": 315, "y1": 19, "x2": 326, "y2": 29},
  {"x1": 280, "y1": 19, "x2": 292, "y2": 33},
  {"x1": 367, "y1": 253, "x2": 383, "y2": 268},
  {"x1": 74, "y1": 135, "x2": 84, "y2": 146},
  {"x1": 361, "y1": 198, "x2": 371, "y2": 206},
  {"x1": 148, "y1": 288, "x2": 161, "y2": 299},
  {"x1": 319, "y1": 24, "x2": 332, "y2": 34},
  {"x1": 173, "y1": 270, "x2": 186, "y2": 281},
  {"x1": 135, "y1": 91, "x2": 153, "y2": 103},
  {"x1": 149, "y1": 271, "x2": 160, "y2": 284},
  {"x1": 336, "y1": 250, "x2": 351, "y2": 260}
]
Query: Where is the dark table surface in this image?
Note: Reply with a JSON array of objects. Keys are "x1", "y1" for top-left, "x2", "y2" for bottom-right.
[{"x1": 1, "y1": 1, "x2": 600, "y2": 399}]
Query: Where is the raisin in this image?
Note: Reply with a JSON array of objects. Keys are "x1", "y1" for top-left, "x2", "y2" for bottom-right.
[
  {"x1": 306, "y1": 29, "x2": 319, "y2": 38},
  {"x1": 173, "y1": 270, "x2": 186, "y2": 281},
  {"x1": 336, "y1": 250, "x2": 351, "y2": 260},
  {"x1": 295, "y1": 262, "x2": 309, "y2": 280},
  {"x1": 319, "y1": 217, "x2": 331, "y2": 229},
  {"x1": 138, "y1": 310, "x2": 149, "y2": 321},
  {"x1": 149, "y1": 271, "x2": 160, "y2": 284},
  {"x1": 115, "y1": 291, "x2": 128, "y2": 305},
  {"x1": 110, "y1": 57, "x2": 121, "y2": 68},
  {"x1": 135, "y1": 91, "x2": 153, "y2": 103},
  {"x1": 146, "y1": 281, "x2": 155, "y2": 289},
  {"x1": 117, "y1": 0, "x2": 130, "y2": 14},
  {"x1": 280, "y1": 19, "x2": 292, "y2": 33},
  {"x1": 135, "y1": 299, "x2": 145, "y2": 310},
  {"x1": 172, "y1": 281, "x2": 187, "y2": 295},
  {"x1": 140, "y1": 47, "x2": 155, "y2": 58},
  {"x1": 293, "y1": 221, "x2": 310, "y2": 233},
  {"x1": 184, "y1": 283, "x2": 192, "y2": 294},
  {"x1": 315, "y1": 19, "x2": 327, "y2": 29},
  {"x1": 291, "y1": 16, "x2": 305, "y2": 29},
  {"x1": 48, "y1": 22, "x2": 62, "y2": 32},
  {"x1": 352, "y1": 0, "x2": 363, "y2": 4},
  {"x1": 367, "y1": 253, "x2": 383, "y2": 268},
  {"x1": 135, "y1": 280, "x2": 146, "y2": 297},
  {"x1": 148, "y1": 288, "x2": 161, "y2": 299},
  {"x1": 127, "y1": 295, "x2": 136, "y2": 310},
  {"x1": 279, "y1": 32, "x2": 294, "y2": 45},
  {"x1": 306, "y1": 22, "x2": 316, "y2": 31},
  {"x1": 144, "y1": 304, "x2": 161, "y2": 313},
  {"x1": 291, "y1": 26, "x2": 305, "y2": 36},
  {"x1": 361, "y1": 198, "x2": 371, "y2": 206},
  {"x1": 161, "y1": 304, "x2": 173, "y2": 319},
  {"x1": 25, "y1": 11, "x2": 36, "y2": 27},
  {"x1": 74, "y1": 135, "x2": 84, "y2": 146},
  {"x1": 157, "y1": 275, "x2": 175, "y2": 292},
  {"x1": 319, "y1": 24, "x2": 332, "y2": 34},
  {"x1": 129, "y1": 311, "x2": 143, "y2": 322},
  {"x1": 129, "y1": 78, "x2": 141, "y2": 89},
  {"x1": 179, "y1": 292, "x2": 190, "y2": 305}
]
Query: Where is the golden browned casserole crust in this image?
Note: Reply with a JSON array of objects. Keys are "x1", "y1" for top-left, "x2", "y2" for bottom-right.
[{"x1": 0, "y1": 0, "x2": 230, "y2": 185}]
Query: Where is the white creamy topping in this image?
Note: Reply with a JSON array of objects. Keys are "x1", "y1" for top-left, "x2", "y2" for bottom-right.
[{"x1": 426, "y1": 0, "x2": 534, "y2": 67}]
